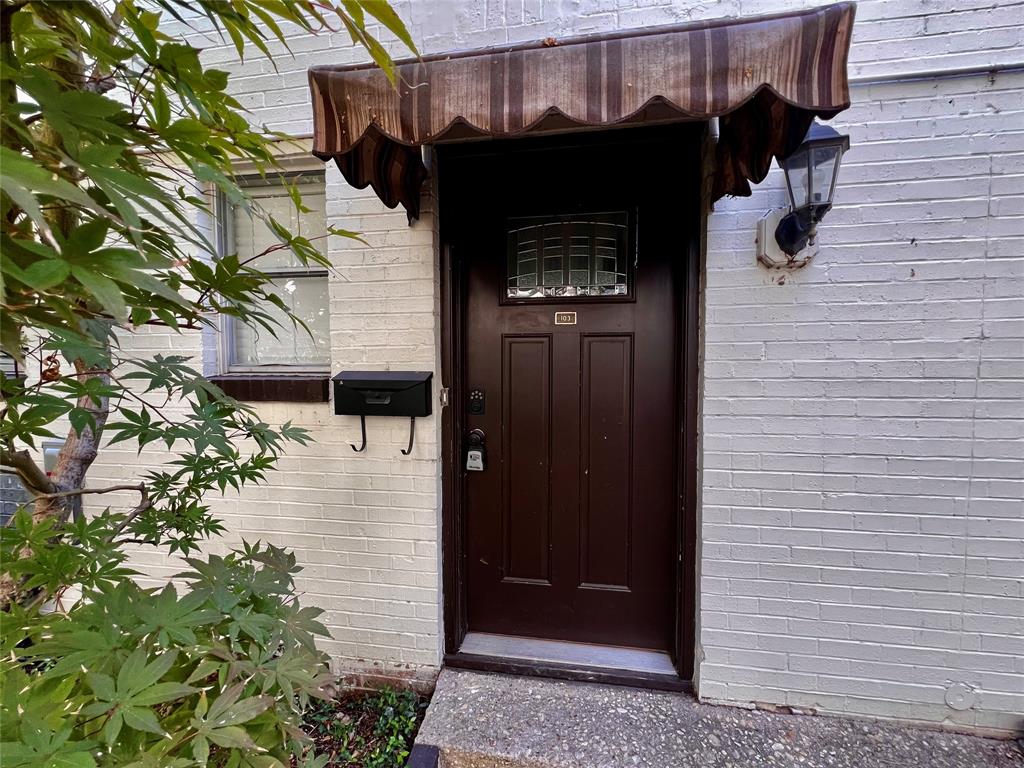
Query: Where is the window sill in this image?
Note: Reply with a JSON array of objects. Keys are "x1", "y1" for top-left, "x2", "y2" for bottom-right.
[{"x1": 209, "y1": 374, "x2": 330, "y2": 403}]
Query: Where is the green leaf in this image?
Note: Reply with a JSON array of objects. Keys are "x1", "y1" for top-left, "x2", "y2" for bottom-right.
[
  {"x1": 192, "y1": 733, "x2": 210, "y2": 766},
  {"x1": 118, "y1": 649, "x2": 178, "y2": 697},
  {"x1": 103, "y1": 710, "x2": 123, "y2": 746},
  {"x1": 122, "y1": 706, "x2": 164, "y2": 736},
  {"x1": 70, "y1": 266, "x2": 127, "y2": 320},
  {"x1": 20, "y1": 259, "x2": 71, "y2": 291},
  {"x1": 152, "y1": 82, "x2": 170, "y2": 127},
  {"x1": 361, "y1": 0, "x2": 418, "y2": 55},
  {"x1": 205, "y1": 725, "x2": 257, "y2": 749},
  {"x1": 194, "y1": 691, "x2": 209, "y2": 719},
  {"x1": 68, "y1": 408, "x2": 98, "y2": 439},
  {"x1": 50, "y1": 753, "x2": 98, "y2": 768},
  {"x1": 101, "y1": 260, "x2": 190, "y2": 308},
  {"x1": 0, "y1": 148, "x2": 110, "y2": 239},
  {"x1": 210, "y1": 695, "x2": 273, "y2": 728},
  {"x1": 115, "y1": 647, "x2": 149, "y2": 695},
  {"x1": 86, "y1": 672, "x2": 116, "y2": 702},
  {"x1": 205, "y1": 681, "x2": 243, "y2": 723},
  {"x1": 130, "y1": 682, "x2": 196, "y2": 707},
  {"x1": 67, "y1": 218, "x2": 110, "y2": 255}
]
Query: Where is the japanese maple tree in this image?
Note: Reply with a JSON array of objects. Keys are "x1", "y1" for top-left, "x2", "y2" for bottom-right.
[{"x1": 0, "y1": 1, "x2": 414, "y2": 764}]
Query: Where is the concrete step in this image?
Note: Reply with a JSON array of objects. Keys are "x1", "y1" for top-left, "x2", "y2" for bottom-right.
[{"x1": 411, "y1": 668, "x2": 1023, "y2": 768}]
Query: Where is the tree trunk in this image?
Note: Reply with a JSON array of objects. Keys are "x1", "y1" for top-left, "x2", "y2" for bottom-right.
[{"x1": 33, "y1": 355, "x2": 112, "y2": 524}]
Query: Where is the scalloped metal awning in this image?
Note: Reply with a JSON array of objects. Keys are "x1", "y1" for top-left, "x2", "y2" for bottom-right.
[{"x1": 308, "y1": 3, "x2": 855, "y2": 219}]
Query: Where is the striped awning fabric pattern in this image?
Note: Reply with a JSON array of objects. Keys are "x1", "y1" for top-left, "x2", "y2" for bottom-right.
[{"x1": 309, "y1": 3, "x2": 856, "y2": 219}]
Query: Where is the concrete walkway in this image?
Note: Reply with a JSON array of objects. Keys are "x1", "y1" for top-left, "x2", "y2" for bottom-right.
[{"x1": 412, "y1": 669, "x2": 1022, "y2": 768}]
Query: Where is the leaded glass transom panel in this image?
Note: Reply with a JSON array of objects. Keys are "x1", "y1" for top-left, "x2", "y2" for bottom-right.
[{"x1": 507, "y1": 213, "x2": 629, "y2": 299}]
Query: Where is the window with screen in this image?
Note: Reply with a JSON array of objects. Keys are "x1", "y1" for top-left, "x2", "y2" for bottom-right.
[{"x1": 506, "y1": 212, "x2": 630, "y2": 300}]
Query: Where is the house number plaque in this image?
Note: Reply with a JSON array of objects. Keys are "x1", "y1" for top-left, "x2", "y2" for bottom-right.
[{"x1": 554, "y1": 311, "x2": 577, "y2": 325}]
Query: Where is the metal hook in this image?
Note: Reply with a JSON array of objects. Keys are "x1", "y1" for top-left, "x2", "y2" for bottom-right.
[
  {"x1": 400, "y1": 416, "x2": 416, "y2": 456},
  {"x1": 350, "y1": 414, "x2": 367, "y2": 452}
]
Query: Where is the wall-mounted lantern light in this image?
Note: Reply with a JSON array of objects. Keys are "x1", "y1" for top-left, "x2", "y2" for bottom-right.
[{"x1": 774, "y1": 121, "x2": 850, "y2": 257}]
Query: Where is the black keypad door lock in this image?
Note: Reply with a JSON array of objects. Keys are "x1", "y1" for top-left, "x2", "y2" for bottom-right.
[
  {"x1": 466, "y1": 429, "x2": 486, "y2": 472},
  {"x1": 468, "y1": 388, "x2": 486, "y2": 415}
]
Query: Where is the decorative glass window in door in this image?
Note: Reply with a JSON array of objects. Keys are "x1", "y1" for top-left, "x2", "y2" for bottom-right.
[{"x1": 506, "y1": 212, "x2": 629, "y2": 299}]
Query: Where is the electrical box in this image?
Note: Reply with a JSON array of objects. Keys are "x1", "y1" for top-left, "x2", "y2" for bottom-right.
[{"x1": 332, "y1": 371, "x2": 433, "y2": 417}]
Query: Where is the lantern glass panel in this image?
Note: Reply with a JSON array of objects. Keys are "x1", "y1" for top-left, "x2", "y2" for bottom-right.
[
  {"x1": 810, "y1": 145, "x2": 841, "y2": 205},
  {"x1": 784, "y1": 147, "x2": 810, "y2": 209}
]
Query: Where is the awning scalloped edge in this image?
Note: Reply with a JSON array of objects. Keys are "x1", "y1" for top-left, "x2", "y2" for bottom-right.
[{"x1": 308, "y1": 2, "x2": 856, "y2": 219}]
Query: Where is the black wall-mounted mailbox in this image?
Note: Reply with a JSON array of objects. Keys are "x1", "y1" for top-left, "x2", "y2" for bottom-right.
[{"x1": 332, "y1": 371, "x2": 433, "y2": 417}]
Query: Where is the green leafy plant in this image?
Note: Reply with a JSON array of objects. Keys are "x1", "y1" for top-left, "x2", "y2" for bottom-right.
[
  {"x1": 0, "y1": 0, "x2": 416, "y2": 764},
  {"x1": 1, "y1": 523, "x2": 336, "y2": 766},
  {"x1": 302, "y1": 688, "x2": 426, "y2": 768}
]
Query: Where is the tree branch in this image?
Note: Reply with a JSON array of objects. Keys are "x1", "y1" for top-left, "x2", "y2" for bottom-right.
[
  {"x1": 111, "y1": 486, "x2": 152, "y2": 540},
  {"x1": 34, "y1": 482, "x2": 146, "y2": 501},
  {"x1": 0, "y1": 448, "x2": 55, "y2": 495},
  {"x1": 109, "y1": 374, "x2": 177, "y2": 423},
  {"x1": 32, "y1": 481, "x2": 153, "y2": 541}
]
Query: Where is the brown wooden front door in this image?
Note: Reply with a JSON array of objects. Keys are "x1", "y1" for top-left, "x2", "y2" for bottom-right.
[{"x1": 449, "y1": 127, "x2": 689, "y2": 652}]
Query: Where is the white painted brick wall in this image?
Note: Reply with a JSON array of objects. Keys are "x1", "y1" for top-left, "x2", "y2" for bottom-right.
[
  {"x1": 697, "y1": 62, "x2": 1024, "y2": 733},
  {"x1": 83, "y1": 0, "x2": 1023, "y2": 730}
]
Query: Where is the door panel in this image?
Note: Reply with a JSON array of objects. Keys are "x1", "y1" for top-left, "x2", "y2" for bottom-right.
[
  {"x1": 454, "y1": 129, "x2": 686, "y2": 652},
  {"x1": 580, "y1": 333, "x2": 633, "y2": 590},
  {"x1": 501, "y1": 335, "x2": 552, "y2": 584}
]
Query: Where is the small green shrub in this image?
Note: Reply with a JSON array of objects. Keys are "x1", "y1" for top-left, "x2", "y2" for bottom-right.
[{"x1": 0, "y1": 514, "x2": 334, "y2": 767}]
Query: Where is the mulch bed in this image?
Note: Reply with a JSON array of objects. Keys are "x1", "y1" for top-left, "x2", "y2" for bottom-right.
[{"x1": 302, "y1": 687, "x2": 429, "y2": 767}]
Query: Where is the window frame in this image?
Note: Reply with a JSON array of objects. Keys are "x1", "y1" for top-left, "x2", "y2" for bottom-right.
[
  {"x1": 214, "y1": 169, "x2": 331, "y2": 375},
  {"x1": 499, "y1": 208, "x2": 637, "y2": 306}
]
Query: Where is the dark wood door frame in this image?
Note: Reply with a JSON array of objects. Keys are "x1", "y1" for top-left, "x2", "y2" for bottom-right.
[{"x1": 437, "y1": 124, "x2": 703, "y2": 686}]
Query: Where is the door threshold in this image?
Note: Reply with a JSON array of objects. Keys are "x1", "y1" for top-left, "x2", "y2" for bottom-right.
[
  {"x1": 462, "y1": 632, "x2": 676, "y2": 674},
  {"x1": 446, "y1": 632, "x2": 690, "y2": 693}
]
